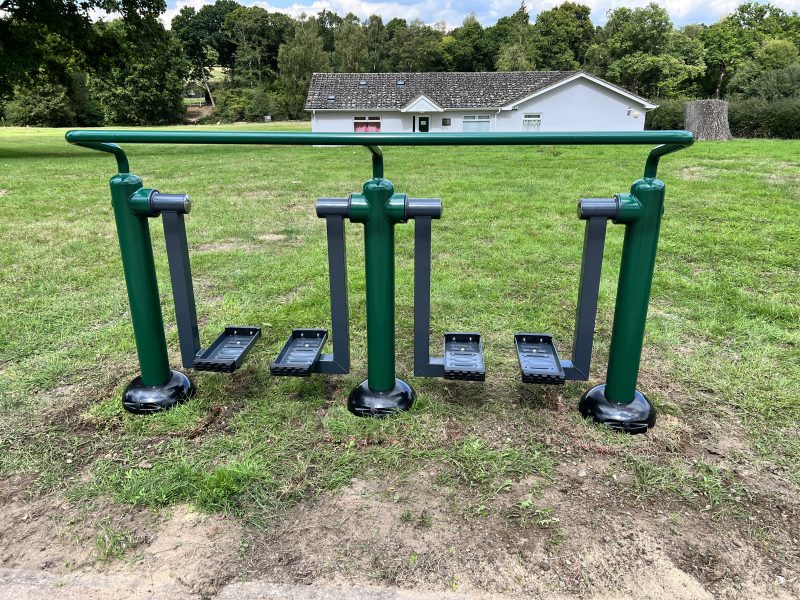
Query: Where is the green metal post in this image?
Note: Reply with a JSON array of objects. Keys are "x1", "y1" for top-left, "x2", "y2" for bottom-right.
[
  {"x1": 110, "y1": 174, "x2": 171, "y2": 386},
  {"x1": 347, "y1": 178, "x2": 414, "y2": 415},
  {"x1": 579, "y1": 177, "x2": 664, "y2": 432},
  {"x1": 605, "y1": 177, "x2": 664, "y2": 402},
  {"x1": 363, "y1": 179, "x2": 397, "y2": 391},
  {"x1": 110, "y1": 174, "x2": 194, "y2": 413}
]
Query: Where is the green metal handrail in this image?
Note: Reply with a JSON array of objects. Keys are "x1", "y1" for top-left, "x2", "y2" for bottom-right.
[{"x1": 65, "y1": 130, "x2": 694, "y2": 179}]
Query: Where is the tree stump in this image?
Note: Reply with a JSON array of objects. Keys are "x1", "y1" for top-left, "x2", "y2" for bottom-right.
[{"x1": 684, "y1": 100, "x2": 732, "y2": 141}]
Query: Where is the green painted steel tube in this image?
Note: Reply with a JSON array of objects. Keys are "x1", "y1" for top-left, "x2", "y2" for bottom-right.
[
  {"x1": 355, "y1": 178, "x2": 400, "y2": 392},
  {"x1": 604, "y1": 178, "x2": 665, "y2": 404},
  {"x1": 367, "y1": 146, "x2": 384, "y2": 178},
  {"x1": 67, "y1": 130, "x2": 693, "y2": 148},
  {"x1": 110, "y1": 174, "x2": 172, "y2": 386}
]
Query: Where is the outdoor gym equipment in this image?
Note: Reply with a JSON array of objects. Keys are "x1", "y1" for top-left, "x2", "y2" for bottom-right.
[{"x1": 66, "y1": 130, "x2": 693, "y2": 433}]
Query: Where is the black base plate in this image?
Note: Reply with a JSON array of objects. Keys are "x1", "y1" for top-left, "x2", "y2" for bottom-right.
[
  {"x1": 123, "y1": 370, "x2": 195, "y2": 414},
  {"x1": 578, "y1": 384, "x2": 655, "y2": 434},
  {"x1": 348, "y1": 378, "x2": 415, "y2": 417}
]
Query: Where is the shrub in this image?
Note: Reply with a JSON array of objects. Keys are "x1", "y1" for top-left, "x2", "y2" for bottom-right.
[
  {"x1": 728, "y1": 98, "x2": 770, "y2": 138},
  {"x1": 68, "y1": 72, "x2": 104, "y2": 127},
  {"x1": 645, "y1": 98, "x2": 687, "y2": 130},
  {"x1": 728, "y1": 98, "x2": 800, "y2": 139},
  {"x1": 761, "y1": 98, "x2": 800, "y2": 139},
  {"x1": 211, "y1": 87, "x2": 251, "y2": 122},
  {"x1": 4, "y1": 81, "x2": 76, "y2": 126}
]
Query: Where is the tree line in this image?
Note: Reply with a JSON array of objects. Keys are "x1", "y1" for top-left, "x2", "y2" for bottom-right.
[{"x1": 1, "y1": 0, "x2": 799, "y2": 128}]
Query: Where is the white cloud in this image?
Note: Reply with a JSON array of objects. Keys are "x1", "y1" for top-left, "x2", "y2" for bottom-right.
[{"x1": 159, "y1": 0, "x2": 800, "y2": 29}]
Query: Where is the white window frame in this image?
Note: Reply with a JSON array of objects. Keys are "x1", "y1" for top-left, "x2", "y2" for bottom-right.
[
  {"x1": 462, "y1": 114, "x2": 491, "y2": 133},
  {"x1": 353, "y1": 115, "x2": 381, "y2": 133},
  {"x1": 522, "y1": 113, "x2": 542, "y2": 132}
]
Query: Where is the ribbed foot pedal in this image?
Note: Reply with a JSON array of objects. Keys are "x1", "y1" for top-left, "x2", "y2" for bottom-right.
[
  {"x1": 194, "y1": 327, "x2": 261, "y2": 373},
  {"x1": 270, "y1": 329, "x2": 328, "y2": 377},
  {"x1": 515, "y1": 333, "x2": 565, "y2": 385},
  {"x1": 443, "y1": 332, "x2": 485, "y2": 381}
]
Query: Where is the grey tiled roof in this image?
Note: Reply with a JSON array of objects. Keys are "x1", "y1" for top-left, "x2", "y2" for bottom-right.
[{"x1": 305, "y1": 71, "x2": 580, "y2": 110}]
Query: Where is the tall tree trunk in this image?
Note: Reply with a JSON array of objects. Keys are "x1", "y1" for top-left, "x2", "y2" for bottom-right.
[
  {"x1": 714, "y1": 63, "x2": 726, "y2": 100},
  {"x1": 684, "y1": 99, "x2": 732, "y2": 141},
  {"x1": 201, "y1": 71, "x2": 215, "y2": 107}
]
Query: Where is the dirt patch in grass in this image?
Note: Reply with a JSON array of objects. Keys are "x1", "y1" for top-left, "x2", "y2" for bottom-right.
[
  {"x1": 0, "y1": 484, "x2": 243, "y2": 597},
  {"x1": 240, "y1": 448, "x2": 798, "y2": 598},
  {"x1": 193, "y1": 234, "x2": 302, "y2": 252},
  {"x1": 120, "y1": 504, "x2": 244, "y2": 596},
  {"x1": 0, "y1": 189, "x2": 9, "y2": 197}
]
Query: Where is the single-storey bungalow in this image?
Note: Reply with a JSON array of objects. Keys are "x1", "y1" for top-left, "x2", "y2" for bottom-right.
[{"x1": 305, "y1": 71, "x2": 657, "y2": 134}]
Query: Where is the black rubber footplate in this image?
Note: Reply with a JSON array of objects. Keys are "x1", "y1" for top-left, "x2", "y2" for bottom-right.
[
  {"x1": 194, "y1": 327, "x2": 261, "y2": 373},
  {"x1": 515, "y1": 333, "x2": 565, "y2": 385},
  {"x1": 443, "y1": 332, "x2": 485, "y2": 381},
  {"x1": 270, "y1": 329, "x2": 328, "y2": 377}
]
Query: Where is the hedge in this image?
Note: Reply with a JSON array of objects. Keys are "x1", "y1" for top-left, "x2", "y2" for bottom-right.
[{"x1": 647, "y1": 97, "x2": 800, "y2": 139}]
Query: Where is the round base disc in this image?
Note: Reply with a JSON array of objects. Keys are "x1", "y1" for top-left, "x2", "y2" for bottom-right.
[
  {"x1": 578, "y1": 384, "x2": 655, "y2": 434},
  {"x1": 348, "y1": 378, "x2": 415, "y2": 418},
  {"x1": 123, "y1": 370, "x2": 195, "y2": 414}
]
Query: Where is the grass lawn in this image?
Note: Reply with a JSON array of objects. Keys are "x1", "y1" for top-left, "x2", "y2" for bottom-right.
[{"x1": 0, "y1": 123, "x2": 798, "y2": 596}]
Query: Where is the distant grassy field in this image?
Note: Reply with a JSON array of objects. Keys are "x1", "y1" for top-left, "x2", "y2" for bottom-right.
[{"x1": 0, "y1": 124, "x2": 798, "y2": 594}]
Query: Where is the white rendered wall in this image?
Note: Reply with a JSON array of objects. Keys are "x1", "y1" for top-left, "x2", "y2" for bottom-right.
[
  {"x1": 310, "y1": 79, "x2": 649, "y2": 133},
  {"x1": 495, "y1": 79, "x2": 647, "y2": 132}
]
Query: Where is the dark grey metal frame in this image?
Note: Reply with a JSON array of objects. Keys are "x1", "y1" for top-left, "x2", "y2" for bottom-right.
[
  {"x1": 412, "y1": 202, "x2": 611, "y2": 382},
  {"x1": 161, "y1": 207, "x2": 350, "y2": 374}
]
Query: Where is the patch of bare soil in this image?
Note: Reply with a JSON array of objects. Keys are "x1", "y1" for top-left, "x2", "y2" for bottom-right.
[
  {"x1": 185, "y1": 105, "x2": 213, "y2": 123},
  {"x1": 243, "y1": 440, "x2": 798, "y2": 599},
  {"x1": 0, "y1": 473, "x2": 243, "y2": 597},
  {"x1": 192, "y1": 234, "x2": 302, "y2": 253},
  {"x1": 113, "y1": 504, "x2": 244, "y2": 596},
  {"x1": 0, "y1": 480, "x2": 154, "y2": 573},
  {"x1": 0, "y1": 189, "x2": 9, "y2": 197}
]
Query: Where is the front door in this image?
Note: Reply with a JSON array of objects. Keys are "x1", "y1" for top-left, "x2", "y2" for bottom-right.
[{"x1": 418, "y1": 116, "x2": 430, "y2": 132}]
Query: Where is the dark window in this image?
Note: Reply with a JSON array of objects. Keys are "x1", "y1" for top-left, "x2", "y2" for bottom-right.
[{"x1": 442, "y1": 118, "x2": 451, "y2": 126}]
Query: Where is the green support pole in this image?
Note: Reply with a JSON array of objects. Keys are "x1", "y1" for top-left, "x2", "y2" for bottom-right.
[
  {"x1": 347, "y1": 178, "x2": 414, "y2": 416},
  {"x1": 579, "y1": 177, "x2": 665, "y2": 433},
  {"x1": 363, "y1": 179, "x2": 397, "y2": 391},
  {"x1": 110, "y1": 174, "x2": 194, "y2": 413}
]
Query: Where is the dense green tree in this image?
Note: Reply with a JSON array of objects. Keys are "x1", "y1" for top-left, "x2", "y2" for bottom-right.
[
  {"x1": 386, "y1": 18, "x2": 408, "y2": 42},
  {"x1": 699, "y1": 18, "x2": 753, "y2": 97},
  {"x1": 277, "y1": 18, "x2": 330, "y2": 118},
  {"x1": 532, "y1": 2, "x2": 594, "y2": 70},
  {"x1": 0, "y1": 0, "x2": 164, "y2": 96},
  {"x1": 390, "y1": 19, "x2": 446, "y2": 71},
  {"x1": 586, "y1": 3, "x2": 705, "y2": 97},
  {"x1": 485, "y1": 2, "x2": 530, "y2": 61},
  {"x1": 222, "y1": 6, "x2": 294, "y2": 87},
  {"x1": 443, "y1": 14, "x2": 491, "y2": 71},
  {"x1": 4, "y1": 80, "x2": 75, "y2": 126},
  {"x1": 316, "y1": 9, "x2": 343, "y2": 52},
  {"x1": 728, "y1": 39, "x2": 800, "y2": 100},
  {"x1": 333, "y1": 13, "x2": 369, "y2": 72},
  {"x1": 89, "y1": 19, "x2": 189, "y2": 125},
  {"x1": 364, "y1": 15, "x2": 390, "y2": 72},
  {"x1": 494, "y1": 7, "x2": 536, "y2": 71},
  {"x1": 172, "y1": 0, "x2": 240, "y2": 105}
]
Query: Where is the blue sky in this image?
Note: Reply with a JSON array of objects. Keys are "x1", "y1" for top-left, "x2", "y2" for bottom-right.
[{"x1": 161, "y1": 0, "x2": 800, "y2": 29}]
